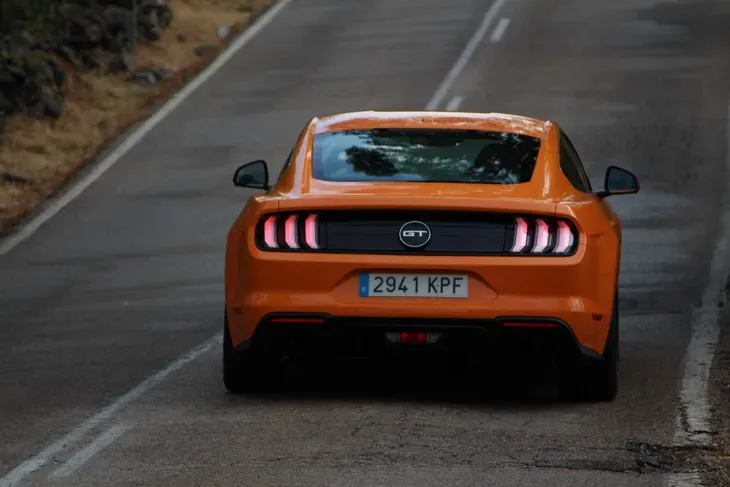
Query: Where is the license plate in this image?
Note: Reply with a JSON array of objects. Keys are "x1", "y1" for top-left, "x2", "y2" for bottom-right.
[{"x1": 359, "y1": 273, "x2": 468, "y2": 298}]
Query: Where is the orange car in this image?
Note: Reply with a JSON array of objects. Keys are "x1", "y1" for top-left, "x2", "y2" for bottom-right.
[{"x1": 223, "y1": 110, "x2": 639, "y2": 401}]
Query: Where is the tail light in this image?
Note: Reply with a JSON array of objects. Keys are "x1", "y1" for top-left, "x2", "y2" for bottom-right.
[
  {"x1": 257, "y1": 213, "x2": 321, "y2": 250},
  {"x1": 509, "y1": 216, "x2": 578, "y2": 255},
  {"x1": 255, "y1": 212, "x2": 578, "y2": 255}
]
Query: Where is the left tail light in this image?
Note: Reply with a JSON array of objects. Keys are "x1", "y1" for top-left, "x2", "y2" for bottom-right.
[{"x1": 256, "y1": 213, "x2": 321, "y2": 251}]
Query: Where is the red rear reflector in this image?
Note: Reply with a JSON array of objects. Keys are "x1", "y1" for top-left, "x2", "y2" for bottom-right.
[
  {"x1": 399, "y1": 331, "x2": 427, "y2": 343},
  {"x1": 270, "y1": 317, "x2": 325, "y2": 324},
  {"x1": 502, "y1": 322, "x2": 561, "y2": 329},
  {"x1": 385, "y1": 332, "x2": 441, "y2": 344}
]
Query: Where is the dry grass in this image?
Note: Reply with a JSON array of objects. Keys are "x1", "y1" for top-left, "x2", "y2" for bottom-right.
[{"x1": 0, "y1": 0, "x2": 274, "y2": 231}]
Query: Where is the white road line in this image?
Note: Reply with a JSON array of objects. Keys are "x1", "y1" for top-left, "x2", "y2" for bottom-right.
[
  {"x1": 0, "y1": 335, "x2": 220, "y2": 487},
  {"x1": 424, "y1": 0, "x2": 505, "y2": 110},
  {"x1": 49, "y1": 423, "x2": 132, "y2": 480},
  {"x1": 445, "y1": 96, "x2": 464, "y2": 111},
  {"x1": 0, "y1": 0, "x2": 295, "y2": 259},
  {"x1": 674, "y1": 99, "x2": 730, "y2": 448},
  {"x1": 490, "y1": 18, "x2": 510, "y2": 43}
]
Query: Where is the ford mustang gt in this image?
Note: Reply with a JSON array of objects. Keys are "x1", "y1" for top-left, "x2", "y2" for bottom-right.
[{"x1": 223, "y1": 110, "x2": 640, "y2": 401}]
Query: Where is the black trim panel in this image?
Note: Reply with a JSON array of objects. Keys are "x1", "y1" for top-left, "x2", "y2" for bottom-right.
[
  {"x1": 254, "y1": 210, "x2": 580, "y2": 257},
  {"x1": 236, "y1": 312, "x2": 601, "y2": 359}
]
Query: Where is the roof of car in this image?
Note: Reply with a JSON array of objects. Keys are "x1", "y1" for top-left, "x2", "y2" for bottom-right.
[{"x1": 312, "y1": 110, "x2": 550, "y2": 139}]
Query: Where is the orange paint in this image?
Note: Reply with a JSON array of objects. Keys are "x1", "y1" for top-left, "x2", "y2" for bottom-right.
[{"x1": 225, "y1": 111, "x2": 637, "y2": 356}]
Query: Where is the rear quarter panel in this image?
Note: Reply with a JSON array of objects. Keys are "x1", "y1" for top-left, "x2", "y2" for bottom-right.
[
  {"x1": 556, "y1": 197, "x2": 621, "y2": 319},
  {"x1": 225, "y1": 194, "x2": 279, "y2": 307}
]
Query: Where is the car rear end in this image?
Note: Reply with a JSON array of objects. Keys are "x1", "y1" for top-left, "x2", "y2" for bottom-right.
[
  {"x1": 225, "y1": 122, "x2": 619, "y2": 364},
  {"x1": 229, "y1": 203, "x2": 615, "y2": 361}
]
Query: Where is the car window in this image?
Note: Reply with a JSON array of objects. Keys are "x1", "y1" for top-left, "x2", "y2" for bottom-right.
[
  {"x1": 559, "y1": 132, "x2": 592, "y2": 193},
  {"x1": 311, "y1": 128, "x2": 542, "y2": 184}
]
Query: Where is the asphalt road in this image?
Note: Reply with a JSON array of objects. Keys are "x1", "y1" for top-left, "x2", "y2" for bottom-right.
[{"x1": 1, "y1": 0, "x2": 729, "y2": 485}]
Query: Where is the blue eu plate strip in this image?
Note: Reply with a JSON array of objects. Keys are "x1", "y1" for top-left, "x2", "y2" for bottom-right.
[{"x1": 359, "y1": 274, "x2": 369, "y2": 297}]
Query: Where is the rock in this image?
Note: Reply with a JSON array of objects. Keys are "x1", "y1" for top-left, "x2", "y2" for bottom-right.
[
  {"x1": 0, "y1": 91, "x2": 13, "y2": 113},
  {"x1": 46, "y1": 59, "x2": 66, "y2": 87},
  {"x1": 108, "y1": 52, "x2": 134, "y2": 73},
  {"x1": 79, "y1": 14, "x2": 105, "y2": 47},
  {"x1": 176, "y1": 33, "x2": 187, "y2": 42},
  {"x1": 133, "y1": 70, "x2": 157, "y2": 86},
  {"x1": 109, "y1": 0, "x2": 135, "y2": 9},
  {"x1": 56, "y1": 46, "x2": 83, "y2": 69},
  {"x1": 42, "y1": 95, "x2": 64, "y2": 119},
  {"x1": 18, "y1": 79, "x2": 43, "y2": 109},
  {"x1": 145, "y1": 29, "x2": 162, "y2": 43},
  {"x1": 157, "y1": 6, "x2": 173, "y2": 30},
  {"x1": 194, "y1": 44, "x2": 217, "y2": 57},
  {"x1": 138, "y1": 1, "x2": 173, "y2": 40},
  {"x1": 1, "y1": 172, "x2": 31, "y2": 185},
  {"x1": 0, "y1": 67, "x2": 16, "y2": 86},
  {"x1": 155, "y1": 68, "x2": 173, "y2": 80},
  {"x1": 29, "y1": 59, "x2": 66, "y2": 89},
  {"x1": 6, "y1": 64, "x2": 28, "y2": 82},
  {"x1": 103, "y1": 5, "x2": 136, "y2": 49},
  {"x1": 81, "y1": 51, "x2": 103, "y2": 70},
  {"x1": 133, "y1": 67, "x2": 172, "y2": 86}
]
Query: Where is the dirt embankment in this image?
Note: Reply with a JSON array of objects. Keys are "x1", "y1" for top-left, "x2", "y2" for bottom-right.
[{"x1": 0, "y1": 0, "x2": 275, "y2": 233}]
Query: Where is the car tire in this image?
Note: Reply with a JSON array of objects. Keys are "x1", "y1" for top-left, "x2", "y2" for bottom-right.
[
  {"x1": 557, "y1": 295, "x2": 619, "y2": 402},
  {"x1": 223, "y1": 311, "x2": 283, "y2": 394}
]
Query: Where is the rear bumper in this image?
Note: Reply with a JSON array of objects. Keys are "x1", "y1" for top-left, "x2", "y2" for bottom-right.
[
  {"x1": 225, "y1": 228, "x2": 619, "y2": 357},
  {"x1": 228, "y1": 312, "x2": 607, "y2": 360},
  {"x1": 227, "y1": 278, "x2": 614, "y2": 355}
]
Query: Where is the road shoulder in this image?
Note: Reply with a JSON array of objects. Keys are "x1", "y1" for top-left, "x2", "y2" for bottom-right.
[{"x1": 702, "y1": 290, "x2": 730, "y2": 486}]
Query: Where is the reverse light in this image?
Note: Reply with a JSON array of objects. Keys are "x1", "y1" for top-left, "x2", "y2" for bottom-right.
[{"x1": 509, "y1": 216, "x2": 578, "y2": 255}]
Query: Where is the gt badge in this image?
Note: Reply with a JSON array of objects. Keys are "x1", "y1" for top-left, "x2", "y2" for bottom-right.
[{"x1": 398, "y1": 221, "x2": 432, "y2": 248}]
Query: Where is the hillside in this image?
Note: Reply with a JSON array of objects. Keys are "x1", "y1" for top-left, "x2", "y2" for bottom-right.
[{"x1": 0, "y1": 0, "x2": 274, "y2": 232}]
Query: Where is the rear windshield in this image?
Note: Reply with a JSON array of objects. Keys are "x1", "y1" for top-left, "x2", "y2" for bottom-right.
[{"x1": 312, "y1": 128, "x2": 542, "y2": 184}]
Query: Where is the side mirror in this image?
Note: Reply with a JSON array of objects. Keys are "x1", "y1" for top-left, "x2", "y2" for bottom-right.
[
  {"x1": 233, "y1": 160, "x2": 269, "y2": 190},
  {"x1": 595, "y1": 165, "x2": 640, "y2": 198}
]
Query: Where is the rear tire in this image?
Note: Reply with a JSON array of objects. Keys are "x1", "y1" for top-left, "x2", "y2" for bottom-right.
[
  {"x1": 223, "y1": 312, "x2": 283, "y2": 394},
  {"x1": 557, "y1": 296, "x2": 619, "y2": 402}
]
